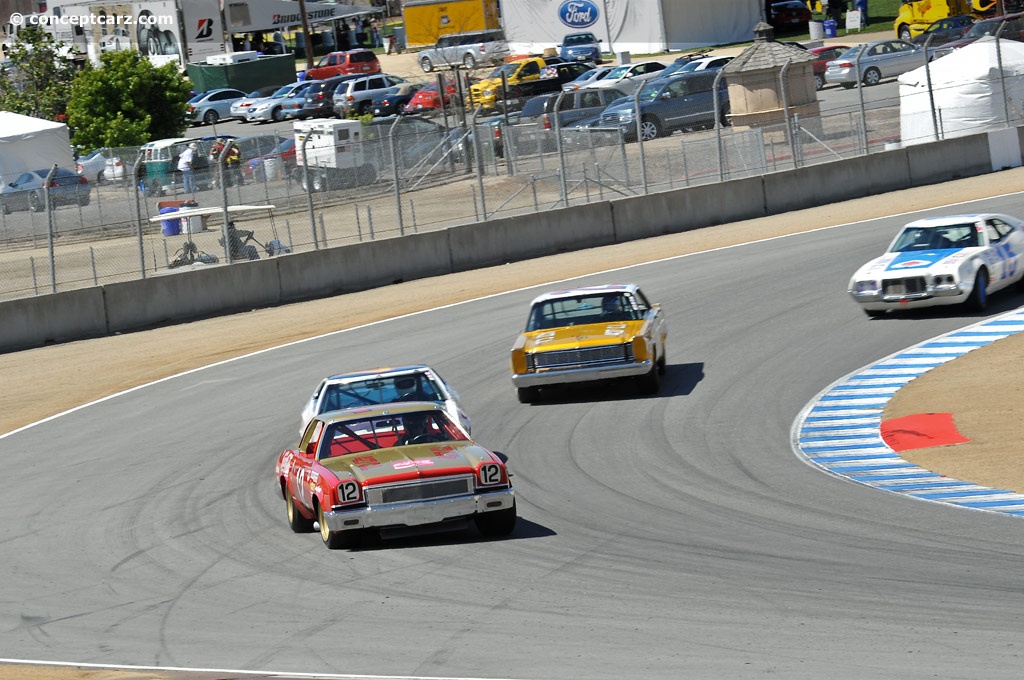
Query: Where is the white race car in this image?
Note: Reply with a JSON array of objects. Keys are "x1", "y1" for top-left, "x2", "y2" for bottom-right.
[
  {"x1": 299, "y1": 365, "x2": 471, "y2": 436},
  {"x1": 849, "y1": 213, "x2": 1024, "y2": 317}
]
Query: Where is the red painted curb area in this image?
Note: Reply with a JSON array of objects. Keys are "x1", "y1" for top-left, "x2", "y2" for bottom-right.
[{"x1": 881, "y1": 412, "x2": 970, "y2": 452}]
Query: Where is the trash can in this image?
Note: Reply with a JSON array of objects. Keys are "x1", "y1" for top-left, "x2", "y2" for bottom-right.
[
  {"x1": 809, "y1": 20, "x2": 825, "y2": 40},
  {"x1": 823, "y1": 19, "x2": 838, "y2": 38},
  {"x1": 183, "y1": 215, "x2": 206, "y2": 233},
  {"x1": 159, "y1": 206, "x2": 181, "y2": 236}
]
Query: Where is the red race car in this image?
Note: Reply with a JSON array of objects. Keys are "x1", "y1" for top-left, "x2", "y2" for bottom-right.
[{"x1": 275, "y1": 402, "x2": 516, "y2": 549}]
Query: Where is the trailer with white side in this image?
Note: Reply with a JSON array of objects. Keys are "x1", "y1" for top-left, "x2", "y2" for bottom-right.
[{"x1": 294, "y1": 118, "x2": 377, "y2": 191}]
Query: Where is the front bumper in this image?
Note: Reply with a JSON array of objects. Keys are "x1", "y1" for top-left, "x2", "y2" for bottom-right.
[
  {"x1": 322, "y1": 487, "x2": 515, "y2": 533},
  {"x1": 511, "y1": 359, "x2": 653, "y2": 388},
  {"x1": 850, "y1": 282, "x2": 966, "y2": 308}
]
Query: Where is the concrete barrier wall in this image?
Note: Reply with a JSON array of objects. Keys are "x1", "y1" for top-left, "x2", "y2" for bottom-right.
[
  {"x1": 0, "y1": 288, "x2": 107, "y2": 349},
  {"x1": 611, "y1": 176, "x2": 768, "y2": 242},
  {"x1": 447, "y1": 202, "x2": 616, "y2": 272},
  {"x1": 103, "y1": 258, "x2": 284, "y2": 333},
  {"x1": 0, "y1": 127, "x2": 1011, "y2": 353}
]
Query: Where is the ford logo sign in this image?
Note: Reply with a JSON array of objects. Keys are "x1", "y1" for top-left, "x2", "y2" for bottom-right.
[{"x1": 558, "y1": 0, "x2": 599, "y2": 29}]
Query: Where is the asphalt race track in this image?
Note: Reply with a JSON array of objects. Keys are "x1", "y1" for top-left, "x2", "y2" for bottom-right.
[{"x1": 3, "y1": 194, "x2": 1024, "y2": 680}]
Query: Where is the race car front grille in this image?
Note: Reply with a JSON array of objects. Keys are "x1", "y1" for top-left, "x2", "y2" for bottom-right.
[
  {"x1": 531, "y1": 344, "x2": 632, "y2": 370},
  {"x1": 882, "y1": 277, "x2": 926, "y2": 296},
  {"x1": 367, "y1": 476, "x2": 474, "y2": 506}
]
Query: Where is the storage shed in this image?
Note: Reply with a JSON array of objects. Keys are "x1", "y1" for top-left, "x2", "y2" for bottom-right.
[{"x1": 720, "y1": 22, "x2": 820, "y2": 129}]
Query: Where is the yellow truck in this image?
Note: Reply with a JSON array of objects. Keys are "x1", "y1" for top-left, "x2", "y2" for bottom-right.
[
  {"x1": 402, "y1": 0, "x2": 502, "y2": 49},
  {"x1": 893, "y1": 0, "x2": 1000, "y2": 40},
  {"x1": 469, "y1": 56, "x2": 556, "y2": 110}
]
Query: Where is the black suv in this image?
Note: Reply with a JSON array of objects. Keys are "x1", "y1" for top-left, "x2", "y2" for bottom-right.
[{"x1": 299, "y1": 74, "x2": 360, "y2": 118}]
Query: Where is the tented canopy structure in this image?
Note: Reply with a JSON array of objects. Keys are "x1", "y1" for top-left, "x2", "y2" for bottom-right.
[
  {"x1": 502, "y1": 0, "x2": 762, "y2": 56},
  {"x1": 0, "y1": 112, "x2": 75, "y2": 184},
  {"x1": 898, "y1": 37, "x2": 1024, "y2": 145}
]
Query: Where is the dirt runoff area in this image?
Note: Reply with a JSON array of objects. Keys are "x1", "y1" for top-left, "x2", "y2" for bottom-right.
[{"x1": 4, "y1": 169, "x2": 1024, "y2": 680}]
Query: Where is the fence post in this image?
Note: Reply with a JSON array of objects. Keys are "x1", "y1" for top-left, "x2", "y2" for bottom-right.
[
  {"x1": 44, "y1": 164, "x2": 57, "y2": 293},
  {"x1": 132, "y1": 156, "x2": 146, "y2": 279}
]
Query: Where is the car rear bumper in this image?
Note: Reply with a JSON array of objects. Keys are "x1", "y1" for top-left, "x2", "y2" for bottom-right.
[
  {"x1": 511, "y1": 359, "x2": 652, "y2": 388},
  {"x1": 322, "y1": 487, "x2": 515, "y2": 532}
]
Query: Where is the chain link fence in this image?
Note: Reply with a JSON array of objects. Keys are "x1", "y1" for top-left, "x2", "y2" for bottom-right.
[{"x1": 0, "y1": 55, "x2": 1018, "y2": 302}]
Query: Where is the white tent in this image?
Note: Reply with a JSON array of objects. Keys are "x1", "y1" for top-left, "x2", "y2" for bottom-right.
[
  {"x1": 898, "y1": 36, "x2": 1024, "y2": 145},
  {"x1": 502, "y1": 0, "x2": 762, "y2": 56},
  {"x1": 0, "y1": 112, "x2": 75, "y2": 184}
]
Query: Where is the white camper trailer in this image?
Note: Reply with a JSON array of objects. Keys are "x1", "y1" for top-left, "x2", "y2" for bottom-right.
[{"x1": 293, "y1": 118, "x2": 377, "y2": 190}]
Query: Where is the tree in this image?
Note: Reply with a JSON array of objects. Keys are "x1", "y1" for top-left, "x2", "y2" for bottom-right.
[
  {"x1": 0, "y1": 25, "x2": 79, "y2": 121},
  {"x1": 66, "y1": 50, "x2": 193, "y2": 151}
]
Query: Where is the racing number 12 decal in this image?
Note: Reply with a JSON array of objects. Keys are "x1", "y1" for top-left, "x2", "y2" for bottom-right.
[{"x1": 998, "y1": 241, "x2": 1018, "y2": 280}]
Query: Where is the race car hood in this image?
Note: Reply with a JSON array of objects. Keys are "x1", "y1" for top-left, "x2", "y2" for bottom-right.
[
  {"x1": 854, "y1": 248, "x2": 973, "y2": 277},
  {"x1": 320, "y1": 441, "x2": 495, "y2": 484},
  {"x1": 521, "y1": 320, "x2": 644, "y2": 352}
]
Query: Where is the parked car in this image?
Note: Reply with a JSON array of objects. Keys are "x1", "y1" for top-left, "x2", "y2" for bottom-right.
[
  {"x1": 244, "y1": 81, "x2": 310, "y2": 123},
  {"x1": 417, "y1": 28, "x2": 509, "y2": 71},
  {"x1": 558, "y1": 31, "x2": 603, "y2": 63},
  {"x1": 509, "y1": 283, "x2": 668, "y2": 402},
  {"x1": 299, "y1": 365, "x2": 471, "y2": 435},
  {"x1": 931, "y1": 13, "x2": 1024, "y2": 59},
  {"x1": 242, "y1": 137, "x2": 296, "y2": 182},
  {"x1": 599, "y1": 70, "x2": 730, "y2": 141},
  {"x1": 332, "y1": 73, "x2": 409, "y2": 117},
  {"x1": 274, "y1": 402, "x2": 516, "y2": 549},
  {"x1": 581, "y1": 60, "x2": 667, "y2": 93},
  {"x1": 501, "y1": 62, "x2": 594, "y2": 110},
  {"x1": 364, "y1": 115, "x2": 465, "y2": 168},
  {"x1": 371, "y1": 82, "x2": 422, "y2": 116},
  {"x1": 403, "y1": 78, "x2": 461, "y2": 114},
  {"x1": 808, "y1": 44, "x2": 850, "y2": 90},
  {"x1": 75, "y1": 148, "x2": 125, "y2": 182},
  {"x1": 513, "y1": 86, "x2": 630, "y2": 153},
  {"x1": 768, "y1": 0, "x2": 813, "y2": 31},
  {"x1": 824, "y1": 40, "x2": 922, "y2": 88},
  {"x1": 0, "y1": 167, "x2": 90, "y2": 213},
  {"x1": 187, "y1": 88, "x2": 248, "y2": 125},
  {"x1": 909, "y1": 15, "x2": 976, "y2": 47},
  {"x1": 562, "y1": 64, "x2": 616, "y2": 91},
  {"x1": 848, "y1": 213, "x2": 1024, "y2": 316},
  {"x1": 669, "y1": 54, "x2": 733, "y2": 74},
  {"x1": 276, "y1": 81, "x2": 318, "y2": 120},
  {"x1": 228, "y1": 85, "x2": 282, "y2": 121},
  {"x1": 296, "y1": 75, "x2": 358, "y2": 118},
  {"x1": 304, "y1": 48, "x2": 381, "y2": 80}
]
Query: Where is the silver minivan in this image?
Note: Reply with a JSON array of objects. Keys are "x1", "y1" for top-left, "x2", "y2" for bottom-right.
[{"x1": 418, "y1": 29, "x2": 510, "y2": 72}]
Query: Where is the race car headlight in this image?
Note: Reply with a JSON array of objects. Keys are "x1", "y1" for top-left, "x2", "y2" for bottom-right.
[
  {"x1": 510, "y1": 349, "x2": 528, "y2": 374},
  {"x1": 630, "y1": 337, "x2": 649, "y2": 363},
  {"x1": 482, "y1": 89, "x2": 495, "y2": 97},
  {"x1": 853, "y1": 280, "x2": 878, "y2": 293},
  {"x1": 933, "y1": 274, "x2": 956, "y2": 286}
]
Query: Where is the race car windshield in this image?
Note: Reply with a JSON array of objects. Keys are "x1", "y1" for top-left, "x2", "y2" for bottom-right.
[{"x1": 891, "y1": 224, "x2": 978, "y2": 251}]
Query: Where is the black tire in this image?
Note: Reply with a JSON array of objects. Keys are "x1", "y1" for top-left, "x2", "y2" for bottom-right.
[
  {"x1": 28, "y1": 191, "x2": 43, "y2": 212},
  {"x1": 638, "y1": 116, "x2": 661, "y2": 142},
  {"x1": 203, "y1": 109, "x2": 219, "y2": 125},
  {"x1": 657, "y1": 349, "x2": 667, "y2": 375},
  {"x1": 841, "y1": 82, "x2": 856, "y2": 89},
  {"x1": 863, "y1": 67, "x2": 882, "y2": 87},
  {"x1": 286, "y1": 490, "x2": 314, "y2": 532},
  {"x1": 967, "y1": 269, "x2": 989, "y2": 311},
  {"x1": 638, "y1": 356, "x2": 660, "y2": 394},
  {"x1": 358, "y1": 100, "x2": 371, "y2": 115},
  {"x1": 0, "y1": 200, "x2": 9, "y2": 215},
  {"x1": 898, "y1": 25, "x2": 912, "y2": 41},
  {"x1": 719, "y1": 102, "x2": 731, "y2": 127},
  {"x1": 516, "y1": 386, "x2": 538, "y2": 404},
  {"x1": 463, "y1": 53, "x2": 477, "y2": 69},
  {"x1": 319, "y1": 503, "x2": 360, "y2": 549},
  {"x1": 271, "y1": 106, "x2": 284, "y2": 122},
  {"x1": 77, "y1": 196, "x2": 90, "y2": 207},
  {"x1": 814, "y1": 73, "x2": 825, "y2": 91},
  {"x1": 474, "y1": 502, "x2": 516, "y2": 537},
  {"x1": 420, "y1": 56, "x2": 433, "y2": 72}
]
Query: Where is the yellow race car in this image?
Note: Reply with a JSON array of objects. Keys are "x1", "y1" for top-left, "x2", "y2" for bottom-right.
[{"x1": 509, "y1": 283, "x2": 668, "y2": 403}]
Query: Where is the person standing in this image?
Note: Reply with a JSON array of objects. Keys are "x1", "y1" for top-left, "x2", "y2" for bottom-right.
[
  {"x1": 855, "y1": 0, "x2": 868, "y2": 25},
  {"x1": 178, "y1": 143, "x2": 196, "y2": 195}
]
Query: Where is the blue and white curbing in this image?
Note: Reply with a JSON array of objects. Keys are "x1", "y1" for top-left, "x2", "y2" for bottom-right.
[{"x1": 794, "y1": 308, "x2": 1024, "y2": 518}]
